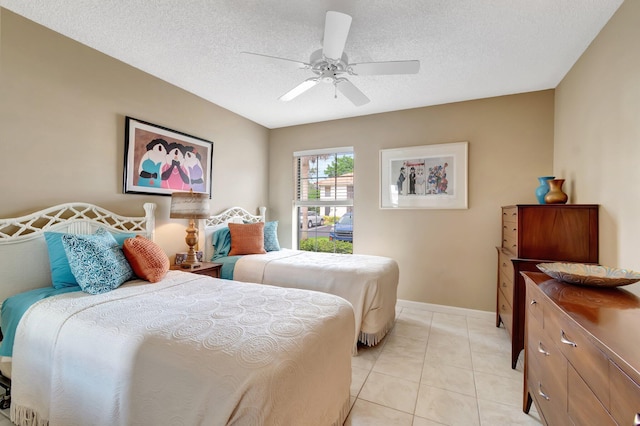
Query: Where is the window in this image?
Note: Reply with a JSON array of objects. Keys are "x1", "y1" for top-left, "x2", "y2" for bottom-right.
[{"x1": 294, "y1": 147, "x2": 354, "y2": 253}]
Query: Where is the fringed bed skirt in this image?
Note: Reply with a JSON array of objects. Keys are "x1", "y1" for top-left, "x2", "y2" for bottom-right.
[
  {"x1": 11, "y1": 404, "x2": 48, "y2": 426},
  {"x1": 359, "y1": 317, "x2": 396, "y2": 347}
]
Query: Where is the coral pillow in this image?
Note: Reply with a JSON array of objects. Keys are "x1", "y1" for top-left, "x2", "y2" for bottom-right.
[
  {"x1": 228, "y1": 222, "x2": 266, "y2": 256},
  {"x1": 123, "y1": 235, "x2": 170, "y2": 283}
]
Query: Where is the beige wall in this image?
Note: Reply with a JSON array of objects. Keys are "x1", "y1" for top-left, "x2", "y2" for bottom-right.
[
  {"x1": 0, "y1": 9, "x2": 270, "y2": 259},
  {"x1": 555, "y1": 0, "x2": 640, "y2": 290},
  {"x1": 270, "y1": 91, "x2": 555, "y2": 311},
  {"x1": 2, "y1": 8, "x2": 561, "y2": 312}
]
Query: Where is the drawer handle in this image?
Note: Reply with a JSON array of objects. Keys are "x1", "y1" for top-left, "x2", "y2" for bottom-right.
[
  {"x1": 512, "y1": 228, "x2": 516, "y2": 231},
  {"x1": 538, "y1": 342, "x2": 549, "y2": 356},
  {"x1": 502, "y1": 263, "x2": 507, "y2": 267},
  {"x1": 560, "y1": 330, "x2": 577, "y2": 347},
  {"x1": 530, "y1": 299, "x2": 537, "y2": 305},
  {"x1": 502, "y1": 281, "x2": 507, "y2": 288},
  {"x1": 538, "y1": 382, "x2": 550, "y2": 401}
]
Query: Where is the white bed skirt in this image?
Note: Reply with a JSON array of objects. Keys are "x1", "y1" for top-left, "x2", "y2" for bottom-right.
[{"x1": 234, "y1": 248, "x2": 399, "y2": 352}]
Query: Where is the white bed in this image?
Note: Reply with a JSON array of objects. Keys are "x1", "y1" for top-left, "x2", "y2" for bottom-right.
[
  {"x1": 204, "y1": 207, "x2": 399, "y2": 351},
  {"x1": 0, "y1": 202, "x2": 354, "y2": 426}
]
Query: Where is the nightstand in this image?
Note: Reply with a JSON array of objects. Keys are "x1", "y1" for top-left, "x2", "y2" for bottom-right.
[{"x1": 170, "y1": 262, "x2": 222, "y2": 278}]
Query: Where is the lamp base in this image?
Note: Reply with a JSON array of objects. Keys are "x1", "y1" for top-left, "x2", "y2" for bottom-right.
[{"x1": 181, "y1": 218, "x2": 202, "y2": 270}]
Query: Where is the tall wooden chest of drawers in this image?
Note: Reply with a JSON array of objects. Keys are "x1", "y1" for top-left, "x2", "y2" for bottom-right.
[
  {"x1": 522, "y1": 272, "x2": 640, "y2": 425},
  {"x1": 496, "y1": 204, "x2": 598, "y2": 368}
]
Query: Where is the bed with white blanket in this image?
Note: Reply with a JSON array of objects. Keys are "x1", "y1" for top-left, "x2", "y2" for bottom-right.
[
  {"x1": 204, "y1": 207, "x2": 399, "y2": 349},
  {"x1": 0, "y1": 202, "x2": 354, "y2": 426}
]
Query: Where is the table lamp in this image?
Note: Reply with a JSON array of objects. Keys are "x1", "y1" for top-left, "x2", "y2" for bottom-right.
[{"x1": 170, "y1": 190, "x2": 210, "y2": 269}]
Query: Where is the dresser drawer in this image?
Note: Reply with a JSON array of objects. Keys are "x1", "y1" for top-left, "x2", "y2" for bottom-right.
[
  {"x1": 531, "y1": 365, "x2": 570, "y2": 425},
  {"x1": 498, "y1": 250, "x2": 515, "y2": 279},
  {"x1": 610, "y1": 361, "x2": 640, "y2": 425},
  {"x1": 502, "y1": 219, "x2": 517, "y2": 236},
  {"x1": 544, "y1": 306, "x2": 610, "y2": 408},
  {"x1": 528, "y1": 317, "x2": 567, "y2": 416},
  {"x1": 498, "y1": 289, "x2": 513, "y2": 337},
  {"x1": 567, "y1": 364, "x2": 616, "y2": 426},
  {"x1": 502, "y1": 206, "x2": 518, "y2": 224},
  {"x1": 526, "y1": 282, "x2": 544, "y2": 327},
  {"x1": 502, "y1": 235, "x2": 518, "y2": 254},
  {"x1": 498, "y1": 271, "x2": 514, "y2": 307},
  {"x1": 526, "y1": 346, "x2": 551, "y2": 424}
]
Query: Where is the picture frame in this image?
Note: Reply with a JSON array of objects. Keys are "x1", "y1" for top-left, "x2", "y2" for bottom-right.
[
  {"x1": 175, "y1": 251, "x2": 203, "y2": 265},
  {"x1": 123, "y1": 116, "x2": 213, "y2": 197},
  {"x1": 380, "y1": 141, "x2": 468, "y2": 209}
]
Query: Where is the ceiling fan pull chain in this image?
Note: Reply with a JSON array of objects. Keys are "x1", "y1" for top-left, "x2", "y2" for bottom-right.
[{"x1": 334, "y1": 82, "x2": 338, "y2": 99}]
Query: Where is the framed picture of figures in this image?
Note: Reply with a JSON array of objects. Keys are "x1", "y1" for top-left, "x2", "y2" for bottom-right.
[
  {"x1": 379, "y1": 141, "x2": 468, "y2": 209},
  {"x1": 123, "y1": 116, "x2": 213, "y2": 197}
]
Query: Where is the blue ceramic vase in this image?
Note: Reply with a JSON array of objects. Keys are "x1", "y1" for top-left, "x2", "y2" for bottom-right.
[{"x1": 535, "y1": 176, "x2": 555, "y2": 204}]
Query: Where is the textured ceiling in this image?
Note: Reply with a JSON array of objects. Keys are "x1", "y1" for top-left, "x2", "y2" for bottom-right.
[{"x1": 1, "y1": 1, "x2": 623, "y2": 129}]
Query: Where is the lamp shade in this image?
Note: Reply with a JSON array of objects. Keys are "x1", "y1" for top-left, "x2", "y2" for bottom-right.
[{"x1": 170, "y1": 191, "x2": 210, "y2": 219}]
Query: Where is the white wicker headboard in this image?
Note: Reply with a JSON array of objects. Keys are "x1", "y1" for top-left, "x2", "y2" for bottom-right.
[
  {"x1": 0, "y1": 202, "x2": 156, "y2": 304},
  {"x1": 203, "y1": 206, "x2": 265, "y2": 262}
]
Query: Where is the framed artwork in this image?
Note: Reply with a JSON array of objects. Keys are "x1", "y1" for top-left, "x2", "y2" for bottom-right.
[
  {"x1": 380, "y1": 141, "x2": 468, "y2": 209},
  {"x1": 123, "y1": 116, "x2": 213, "y2": 197}
]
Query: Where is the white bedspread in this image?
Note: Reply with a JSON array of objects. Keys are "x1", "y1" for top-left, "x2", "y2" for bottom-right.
[
  {"x1": 234, "y1": 249, "x2": 399, "y2": 351},
  {"x1": 11, "y1": 271, "x2": 354, "y2": 426}
]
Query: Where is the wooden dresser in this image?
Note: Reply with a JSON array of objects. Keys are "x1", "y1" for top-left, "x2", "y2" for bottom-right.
[
  {"x1": 496, "y1": 204, "x2": 598, "y2": 368},
  {"x1": 522, "y1": 272, "x2": 640, "y2": 425}
]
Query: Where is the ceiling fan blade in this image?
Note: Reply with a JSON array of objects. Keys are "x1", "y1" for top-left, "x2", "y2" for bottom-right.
[
  {"x1": 279, "y1": 78, "x2": 320, "y2": 102},
  {"x1": 350, "y1": 60, "x2": 421, "y2": 75},
  {"x1": 241, "y1": 51, "x2": 310, "y2": 70},
  {"x1": 323, "y1": 11, "x2": 352, "y2": 60},
  {"x1": 336, "y1": 79, "x2": 370, "y2": 106}
]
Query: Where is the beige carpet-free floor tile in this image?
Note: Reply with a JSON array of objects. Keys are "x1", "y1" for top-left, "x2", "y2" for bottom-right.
[{"x1": 346, "y1": 305, "x2": 542, "y2": 425}]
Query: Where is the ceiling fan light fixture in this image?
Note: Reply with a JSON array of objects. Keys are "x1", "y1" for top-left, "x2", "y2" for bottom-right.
[{"x1": 279, "y1": 78, "x2": 319, "y2": 102}]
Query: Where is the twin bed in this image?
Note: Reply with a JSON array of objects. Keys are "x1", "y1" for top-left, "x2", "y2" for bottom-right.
[
  {"x1": 0, "y1": 202, "x2": 399, "y2": 425},
  {"x1": 203, "y1": 207, "x2": 399, "y2": 349}
]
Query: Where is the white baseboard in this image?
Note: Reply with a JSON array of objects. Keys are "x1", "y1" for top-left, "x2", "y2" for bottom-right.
[{"x1": 397, "y1": 299, "x2": 494, "y2": 320}]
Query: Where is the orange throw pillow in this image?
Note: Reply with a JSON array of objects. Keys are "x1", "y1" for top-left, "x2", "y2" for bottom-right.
[
  {"x1": 122, "y1": 235, "x2": 170, "y2": 283},
  {"x1": 228, "y1": 222, "x2": 266, "y2": 256}
]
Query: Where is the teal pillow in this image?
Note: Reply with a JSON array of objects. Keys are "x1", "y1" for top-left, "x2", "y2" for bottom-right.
[
  {"x1": 264, "y1": 221, "x2": 280, "y2": 252},
  {"x1": 112, "y1": 232, "x2": 137, "y2": 247},
  {"x1": 61, "y1": 228, "x2": 133, "y2": 295},
  {"x1": 44, "y1": 232, "x2": 79, "y2": 288},
  {"x1": 212, "y1": 227, "x2": 231, "y2": 260}
]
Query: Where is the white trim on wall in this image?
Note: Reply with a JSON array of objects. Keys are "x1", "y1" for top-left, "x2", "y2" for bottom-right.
[
  {"x1": 397, "y1": 299, "x2": 494, "y2": 320},
  {"x1": 293, "y1": 146, "x2": 353, "y2": 157}
]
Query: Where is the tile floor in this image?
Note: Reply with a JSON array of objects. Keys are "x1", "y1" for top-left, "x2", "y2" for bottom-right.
[
  {"x1": 0, "y1": 304, "x2": 543, "y2": 426},
  {"x1": 0, "y1": 407, "x2": 9, "y2": 426},
  {"x1": 344, "y1": 304, "x2": 543, "y2": 425}
]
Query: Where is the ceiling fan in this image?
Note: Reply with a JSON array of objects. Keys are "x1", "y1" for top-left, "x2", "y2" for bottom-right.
[{"x1": 242, "y1": 11, "x2": 420, "y2": 106}]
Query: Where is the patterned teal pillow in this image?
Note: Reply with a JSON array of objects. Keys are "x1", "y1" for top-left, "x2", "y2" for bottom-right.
[
  {"x1": 61, "y1": 228, "x2": 133, "y2": 294},
  {"x1": 45, "y1": 230, "x2": 136, "y2": 289},
  {"x1": 263, "y1": 221, "x2": 280, "y2": 252}
]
